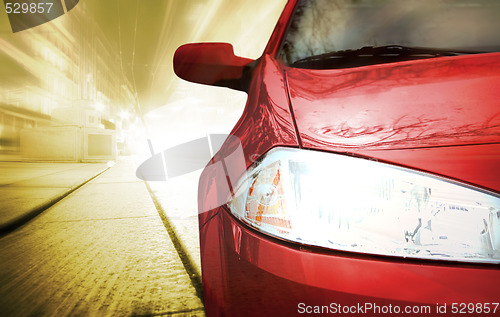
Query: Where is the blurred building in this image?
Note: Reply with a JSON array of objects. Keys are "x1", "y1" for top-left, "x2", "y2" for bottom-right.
[{"x1": 0, "y1": 2, "x2": 135, "y2": 160}]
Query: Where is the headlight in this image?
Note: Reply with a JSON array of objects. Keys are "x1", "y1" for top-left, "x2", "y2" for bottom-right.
[{"x1": 228, "y1": 147, "x2": 500, "y2": 264}]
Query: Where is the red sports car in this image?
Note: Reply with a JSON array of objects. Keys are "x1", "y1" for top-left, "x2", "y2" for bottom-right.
[{"x1": 174, "y1": 0, "x2": 500, "y2": 316}]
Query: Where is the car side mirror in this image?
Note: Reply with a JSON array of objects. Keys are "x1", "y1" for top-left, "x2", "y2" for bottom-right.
[{"x1": 173, "y1": 43, "x2": 254, "y2": 92}]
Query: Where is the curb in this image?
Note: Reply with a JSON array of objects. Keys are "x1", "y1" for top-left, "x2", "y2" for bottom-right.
[
  {"x1": 144, "y1": 181, "x2": 204, "y2": 303},
  {"x1": 0, "y1": 167, "x2": 111, "y2": 237}
]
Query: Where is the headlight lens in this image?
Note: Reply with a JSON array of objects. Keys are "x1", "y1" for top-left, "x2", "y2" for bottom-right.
[{"x1": 228, "y1": 147, "x2": 500, "y2": 264}]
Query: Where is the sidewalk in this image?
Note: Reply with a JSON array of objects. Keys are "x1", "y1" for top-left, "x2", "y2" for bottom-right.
[
  {"x1": 0, "y1": 157, "x2": 205, "y2": 316},
  {"x1": 0, "y1": 156, "x2": 203, "y2": 291},
  {"x1": 0, "y1": 156, "x2": 203, "y2": 279},
  {"x1": 0, "y1": 161, "x2": 109, "y2": 235}
]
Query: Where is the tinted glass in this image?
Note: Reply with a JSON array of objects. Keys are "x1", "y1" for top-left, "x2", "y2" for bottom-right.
[{"x1": 280, "y1": 0, "x2": 500, "y2": 65}]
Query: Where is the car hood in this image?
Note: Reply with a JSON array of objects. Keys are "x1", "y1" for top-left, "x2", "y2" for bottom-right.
[{"x1": 285, "y1": 53, "x2": 500, "y2": 192}]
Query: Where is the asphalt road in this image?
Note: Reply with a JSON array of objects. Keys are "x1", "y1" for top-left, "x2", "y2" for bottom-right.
[{"x1": 0, "y1": 160, "x2": 205, "y2": 316}]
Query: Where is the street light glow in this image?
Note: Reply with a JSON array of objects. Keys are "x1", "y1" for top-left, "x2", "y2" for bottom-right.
[
  {"x1": 120, "y1": 110, "x2": 131, "y2": 120},
  {"x1": 94, "y1": 102, "x2": 105, "y2": 112}
]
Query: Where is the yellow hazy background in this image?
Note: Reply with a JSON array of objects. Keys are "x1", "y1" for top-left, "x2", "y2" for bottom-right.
[{"x1": 0, "y1": 0, "x2": 287, "y2": 160}]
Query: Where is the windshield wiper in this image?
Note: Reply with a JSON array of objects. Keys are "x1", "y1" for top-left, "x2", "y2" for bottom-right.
[{"x1": 291, "y1": 45, "x2": 487, "y2": 69}]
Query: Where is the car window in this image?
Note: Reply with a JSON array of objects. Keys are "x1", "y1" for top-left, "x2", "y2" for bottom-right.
[{"x1": 280, "y1": 0, "x2": 500, "y2": 68}]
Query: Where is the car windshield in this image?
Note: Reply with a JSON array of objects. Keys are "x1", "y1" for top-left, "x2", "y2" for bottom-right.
[{"x1": 280, "y1": 0, "x2": 500, "y2": 68}]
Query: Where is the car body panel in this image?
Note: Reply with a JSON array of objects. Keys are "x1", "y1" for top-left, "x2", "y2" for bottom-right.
[
  {"x1": 355, "y1": 144, "x2": 500, "y2": 194},
  {"x1": 198, "y1": 55, "x2": 299, "y2": 227},
  {"x1": 287, "y1": 53, "x2": 500, "y2": 150}
]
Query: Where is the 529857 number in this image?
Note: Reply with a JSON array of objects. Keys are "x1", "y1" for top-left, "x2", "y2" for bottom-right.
[
  {"x1": 5, "y1": 2, "x2": 53, "y2": 14},
  {"x1": 451, "y1": 303, "x2": 499, "y2": 314}
]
